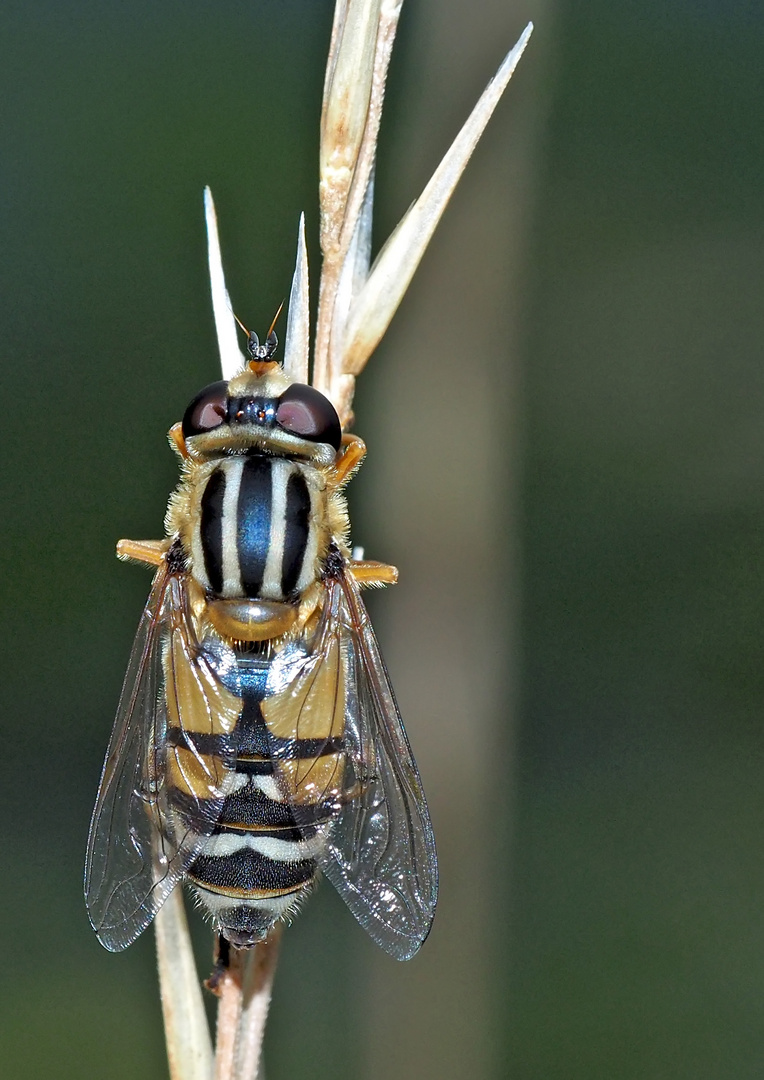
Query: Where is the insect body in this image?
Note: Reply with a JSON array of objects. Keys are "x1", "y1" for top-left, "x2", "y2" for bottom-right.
[{"x1": 85, "y1": 335, "x2": 437, "y2": 960}]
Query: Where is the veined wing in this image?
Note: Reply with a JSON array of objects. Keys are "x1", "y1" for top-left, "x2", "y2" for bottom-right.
[
  {"x1": 261, "y1": 573, "x2": 438, "y2": 960},
  {"x1": 84, "y1": 565, "x2": 239, "y2": 951},
  {"x1": 328, "y1": 571, "x2": 438, "y2": 959}
]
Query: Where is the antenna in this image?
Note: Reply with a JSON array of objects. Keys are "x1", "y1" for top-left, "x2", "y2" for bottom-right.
[{"x1": 233, "y1": 306, "x2": 284, "y2": 362}]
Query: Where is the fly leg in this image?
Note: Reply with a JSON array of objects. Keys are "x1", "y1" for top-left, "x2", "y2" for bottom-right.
[
  {"x1": 116, "y1": 538, "x2": 172, "y2": 566},
  {"x1": 168, "y1": 422, "x2": 190, "y2": 459},
  {"x1": 333, "y1": 436, "x2": 397, "y2": 584},
  {"x1": 334, "y1": 433, "x2": 367, "y2": 484},
  {"x1": 349, "y1": 559, "x2": 398, "y2": 586},
  {"x1": 204, "y1": 933, "x2": 232, "y2": 996}
]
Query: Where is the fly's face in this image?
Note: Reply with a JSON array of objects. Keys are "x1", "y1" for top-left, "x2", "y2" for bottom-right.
[{"x1": 182, "y1": 363, "x2": 342, "y2": 465}]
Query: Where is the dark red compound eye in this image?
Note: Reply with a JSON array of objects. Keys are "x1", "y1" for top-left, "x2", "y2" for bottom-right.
[
  {"x1": 276, "y1": 383, "x2": 342, "y2": 450},
  {"x1": 182, "y1": 380, "x2": 229, "y2": 438}
]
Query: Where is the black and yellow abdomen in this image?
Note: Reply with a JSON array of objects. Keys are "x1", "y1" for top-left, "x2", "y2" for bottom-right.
[{"x1": 167, "y1": 644, "x2": 345, "y2": 947}]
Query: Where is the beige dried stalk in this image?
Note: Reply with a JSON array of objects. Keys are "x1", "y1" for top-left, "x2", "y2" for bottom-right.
[
  {"x1": 211, "y1": 930, "x2": 282, "y2": 1080},
  {"x1": 155, "y1": 2, "x2": 532, "y2": 1078},
  {"x1": 155, "y1": 889, "x2": 213, "y2": 1080}
]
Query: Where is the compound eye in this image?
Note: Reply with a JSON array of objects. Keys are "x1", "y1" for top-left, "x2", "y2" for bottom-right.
[
  {"x1": 182, "y1": 380, "x2": 229, "y2": 438},
  {"x1": 276, "y1": 383, "x2": 342, "y2": 450}
]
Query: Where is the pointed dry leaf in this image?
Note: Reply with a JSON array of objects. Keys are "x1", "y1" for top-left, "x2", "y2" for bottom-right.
[
  {"x1": 283, "y1": 213, "x2": 310, "y2": 384},
  {"x1": 346, "y1": 166, "x2": 375, "y2": 300},
  {"x1": 331, "y1": 172, "x2": 374, "y2": 361},
  {"x1": 334, "y1": 0, "x2": 402, "y2": 262},
  {"x1": 205, "y1": 186, "x2": 246, "y2": 380},
  {"x1": 320, "y1": 0, "x2": 382, "y2": 257},
  {"x1": 314, "y1": 0, "x2": 403, "y2": 405},
  {"x1": 322, "y1": 0, "x2": 349, "y2": 110},
  {"x1": 341, "y1": 22, "x2": 533, "y2": 377}
]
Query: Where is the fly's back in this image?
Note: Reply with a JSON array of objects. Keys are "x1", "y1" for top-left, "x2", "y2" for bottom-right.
[{"x1": 190, "y1": 455, "x2": 328, "y2": 602}]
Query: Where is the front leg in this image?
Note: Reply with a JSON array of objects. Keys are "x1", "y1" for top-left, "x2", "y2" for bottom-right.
[
  {"x1": 333, "y1": 434, "x2": 367, "y2": 485},
  {"x1": 116, "y1": 538, "x2": 171, "y2": 567}
]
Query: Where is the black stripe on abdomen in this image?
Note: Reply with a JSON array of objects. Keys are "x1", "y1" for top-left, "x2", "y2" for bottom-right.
[
  {"x1": 237, "y1": 456, "x2": 272, "y2": 597},
  {"x1": 200, "y1": 468, "x2": 226, "y2": 594},
  {"x1": 217, "y1": 785, "x2": 334, "y2": 829},
  {"x1": 270, "y1": 735, "x2": 345, "y2": 759},
  {"x1": 166, "y1": 727, "x2": 231, "y2": 758},
  {"x1": 166, "y1": 724, "x2": 344, "y2": 763},
  {"x1": 189, "y1": 848, "x2": 315, "y2": 892},
  {"x1": 281, "y1": 471, "x2": 311, "y2": 597}
]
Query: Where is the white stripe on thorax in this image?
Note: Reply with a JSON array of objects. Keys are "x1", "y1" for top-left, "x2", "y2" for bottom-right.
[
  {"x1": 261, "y1": 458, "x2": 291, "y2": 600},
  {"x1": 296, "y1": 476, "x2": 319, "y2": 593},
  {"x1": 191, "y1": 515, "x2": 210, "y2": 590},
  {"x1": 221, "y1": 458, "x2": 244, "y2": 596}
]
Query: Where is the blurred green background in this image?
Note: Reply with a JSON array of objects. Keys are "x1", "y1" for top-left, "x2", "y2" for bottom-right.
[{"x1": 2, "y1": 1, "x2": 764, "y2": 1078}]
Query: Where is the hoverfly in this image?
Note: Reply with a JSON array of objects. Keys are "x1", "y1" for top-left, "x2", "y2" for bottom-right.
[
  {"x1": 84, "y1": 203, "x2": 437, "y2": 962},
  {"x1": 83, "y1": 0, "x2": 533, "y2": 964}
]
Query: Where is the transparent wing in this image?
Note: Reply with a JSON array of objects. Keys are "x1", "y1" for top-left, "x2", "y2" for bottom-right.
[
  {"x1": 84, "y1": 566, "x2": 238, "y2": 952},
  {"x1": 327, "y1": 572, "x2": 438, "y2": 959},
  {"x1": 262, "y1": 573, "x2": 438, "y2": 960}
]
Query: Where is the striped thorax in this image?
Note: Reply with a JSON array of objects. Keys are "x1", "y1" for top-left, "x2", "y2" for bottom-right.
[
  {"x1": 190, "y1": 454, "x2": 327, "y2": 603},
  {"x1": 167, "y1": 361, "x2": 347, "y2": 644}
]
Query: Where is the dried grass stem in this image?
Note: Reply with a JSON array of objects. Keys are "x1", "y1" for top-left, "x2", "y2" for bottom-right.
[{"x1": 213, "y1": 929, "x2": 283, "y2": 1080}]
